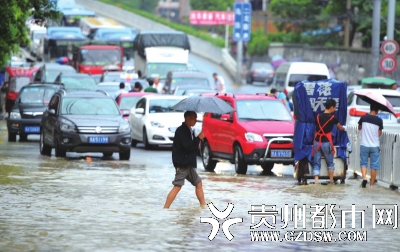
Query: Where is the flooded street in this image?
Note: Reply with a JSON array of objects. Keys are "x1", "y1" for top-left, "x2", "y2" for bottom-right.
[{"x1": 0, "y1": 121, "x2": 399, "y2": 251}]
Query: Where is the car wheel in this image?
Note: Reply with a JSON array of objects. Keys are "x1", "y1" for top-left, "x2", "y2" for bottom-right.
[
  {"x1": 19, "y1": 134, "x2": 28, "y2": 141},
  {"x1": 40, "y1": 131, "x2": 52, "y2": 156},
  {"x1": 131, "y1": 139, "x2": 137, "y2": 147},
  {"x1": 261, "y1": 162, "x2": 274, "y2": 172},
  {"x1": 8, "y1": 132, "x2": 16, "y2": 142},
  {"x1": 234, "y1": 145, "x2": 248, "y2": 174},
  {"x1": 103, "y1": 152, "x2": 113, "y2": 157},
  {"x1": 202, "y1": 140, "x2": 217, "y2": 172},
  {"x1": 143, "y1": 128, "x2": 152, "y2": 150},
  {"x1": 54, "y1": 138, "x2": 66, "y2": 158},
  {"x1": 119, "y1": 150, "x2": 131, "y2": 160}
]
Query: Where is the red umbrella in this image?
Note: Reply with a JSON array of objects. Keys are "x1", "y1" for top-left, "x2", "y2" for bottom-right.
[{"x1": 354, "y1": 89, "x2": 396, "y2": 115}]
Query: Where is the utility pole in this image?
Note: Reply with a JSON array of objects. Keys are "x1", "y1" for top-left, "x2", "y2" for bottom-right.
[
  {"x1": 387, "y1": 0, "x2": 396, "y2": 40},
  {"x1": 225, "y1": 6, "x2": 231, "y2": 49},
  {"x1": 262, "y1": 0, "x2": 269, "y2": 35},
  {"x1": 344, "y1": 0, "x2": 351, "y2": 47},
  {"x1": 371, "y1": 0, "x2": 381, "y2": 77}
]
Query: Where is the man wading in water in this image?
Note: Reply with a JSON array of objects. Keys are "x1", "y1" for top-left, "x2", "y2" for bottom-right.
[{"x1": 164, "y1": 111, "x2": 206, "y2": 209}]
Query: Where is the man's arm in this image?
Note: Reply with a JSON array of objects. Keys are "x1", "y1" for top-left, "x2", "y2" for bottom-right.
[
  {"x1": 358, "y1": 125, "x2": 362, "y2": 130},
  {"x1": 336, "y1": 123, "x2": 346, "y2": 131},
  {"x1": 378, "y1": 130, "x2": 382, "y2": 136}
]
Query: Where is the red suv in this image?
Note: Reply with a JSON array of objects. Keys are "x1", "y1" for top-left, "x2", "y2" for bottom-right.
[{"x1": 201, "y1": 93, "x2": 294, "y2": 174}]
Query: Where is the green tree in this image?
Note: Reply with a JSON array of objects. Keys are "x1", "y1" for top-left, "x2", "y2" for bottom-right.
[
  {"x1": 190, "y1": 0, "x2": 235, "y2": 11},
  {"x1": 0, "y1": 0, "x2": 60, "y2": 66}
]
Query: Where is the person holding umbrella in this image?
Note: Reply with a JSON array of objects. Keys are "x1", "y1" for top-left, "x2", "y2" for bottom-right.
[
  {"x1": 358, "y1": 103, "x2": 383, "y2": 188},
  {"x1": 164, "y1": 111, "x2": 206, "y2": 209}
]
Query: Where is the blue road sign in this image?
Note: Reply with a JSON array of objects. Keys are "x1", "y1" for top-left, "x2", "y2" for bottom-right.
[{"x1": 232, "y1": 2, "x2": 252, "y2": 42}]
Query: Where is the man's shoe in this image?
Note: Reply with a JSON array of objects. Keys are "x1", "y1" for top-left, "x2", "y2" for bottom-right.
[{"x1": 361, "y1": 180, "x2": 367, "y2": 188}]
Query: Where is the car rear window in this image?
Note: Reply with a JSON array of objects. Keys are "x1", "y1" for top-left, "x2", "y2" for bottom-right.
[
  {"x1": 172, "y1": 78, "x2": 209, "y2": 89},
  {"x1": 61, "y1": 77, "x2": 97, "y2": 90},
  {"x1": 356, "y1": 96, "x2": 400, "y2": 107},
  {"x1": 236, "y1": 100, "x2": 293, "y2": 121},
  {"x1": 61, "y1": 97, "x2": 120, "y2": 115},
  {"x1": 148, "y1": 99, "x2": 184, "y2": 113},
  {"x1": 288, "y1": 74, "x2": 328, "y2": 87},
  {"x1": 120, "y1": 96, "x2": 142, "y2": 110}
]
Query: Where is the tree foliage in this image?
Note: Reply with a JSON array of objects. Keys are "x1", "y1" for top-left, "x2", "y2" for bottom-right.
[
  {"x1": 190, "y1": 0, "x2": 235, "y2": 11},
  {"x1": 0, "y1": 0, "x2": 60, "y2": 66}
]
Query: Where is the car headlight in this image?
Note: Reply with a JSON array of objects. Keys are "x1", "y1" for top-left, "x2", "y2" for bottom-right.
[
  {"x1": 60, "y1": 119, "x2": 76, "y2": 132},
  {"x1": 119, "y1": 123, "x2": 131, "y2": 133},
  {"x1": 150, "y1": 121, "x2": 164, "y2": 128},
  {"x1": 10, "y1": 112, "x2": 21, "y2": 120},
  {"x1": 245, "y1": 132, "x2": 264, "y2": 142}
]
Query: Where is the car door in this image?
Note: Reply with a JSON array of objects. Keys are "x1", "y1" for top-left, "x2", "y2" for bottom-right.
[
  {"x1": 217, "y1": 100, "x2": 235, "y2": 154},
  {"x1": 43, "y1": 94, "x2": 60, "y2": 146},
  {"x1": 130, "y1": 97, "x2": 146, "y2": 140},
  {"x1": 207, "y1": 112, "x2": 224, "y2": 153}
]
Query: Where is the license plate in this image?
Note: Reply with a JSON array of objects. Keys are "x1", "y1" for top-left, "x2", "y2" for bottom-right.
[
  {"x1": 24, "y1": 126, "x2": 40, "y2": 133},
  {"x1": 377, "y1": 113, "x2": 389, "y2": 119},
  {"x1": 271, "y1": 150, "x2": 292, "y2": 157},
  {"x1": 88, "y1": 136, "x2": 109, "y2": 144}
]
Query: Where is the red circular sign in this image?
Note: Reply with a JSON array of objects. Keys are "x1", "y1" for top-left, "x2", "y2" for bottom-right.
[
  {"x1": 379, "y1": 55, "x2": 397, "y2": 73},
  {"x1": 381, "y1": 40, "x2": 399, "y2": 56}
]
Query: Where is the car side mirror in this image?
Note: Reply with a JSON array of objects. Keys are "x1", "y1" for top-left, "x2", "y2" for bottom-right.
[
  {"x1": 135, "y1": 107, "x2": 144, "y2": 115},
  {"x1": 48, "y1": 108, "x2": 56, "y2": 115},
  {"x1": 220, "y1": 114, "x2": 231, "y2": 121}
]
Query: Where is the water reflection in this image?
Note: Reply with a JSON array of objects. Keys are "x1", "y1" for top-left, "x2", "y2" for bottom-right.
[{"x1": 0, "y1": 123, "x2": 399, "y2": 251}]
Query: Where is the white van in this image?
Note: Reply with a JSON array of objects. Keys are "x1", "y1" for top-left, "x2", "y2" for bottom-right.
[
  {"x1": 269, "y1": 62, "x2": 330, "y2": 95},
  {"x1": 29, "y1": 26, "x2": 47, "y2": 56}
]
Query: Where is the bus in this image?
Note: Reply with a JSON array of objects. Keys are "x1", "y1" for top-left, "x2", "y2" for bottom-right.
[{"x1": 92, "y1": 27, "x2": 136, "y2": 58}]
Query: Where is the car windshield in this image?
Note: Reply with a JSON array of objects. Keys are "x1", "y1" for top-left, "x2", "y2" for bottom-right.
[
  {"x1": 356, "y1": 96, "x2": 400, "y2": 107},
  {"x1": 171, "y1": 78, "x2": 209, "y2": 89},
  {"x1": 147, "y1": 63, "x2": 187, "y2": 79},
  {"x1": 18, "y1": 86, "x2": 57, "y2": 104},
  {"x1": 288, "y1": 74, "x2": 328, "y2": 87},
  {"x1": 103, "y1": 73, "x2": 121, "y2": 82},
  {"x1": 120, "y1": 96, "x2": 142, "y2": 110},
  {"x1": 80, "y1": 49, "x2": 121, "y2": 66},
  {"x1": 61, "y1": 97, "x2": 120, "y2": 115},
  {"x1": 148, "y1": 99, "x2": 183, "y2": 113},
  {"x1": 61, "y1": 76, "x2": 97, "y2": 90},
  {"x1": 10, "y1": 77, "x2": 31, "y2": 92},
  {"x1": 236, "y1": 100, "x2": 293, "y2": 121}
]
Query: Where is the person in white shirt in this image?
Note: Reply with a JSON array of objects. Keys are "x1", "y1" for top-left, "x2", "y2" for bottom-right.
[
  {"x1": 154, "y1": 77, "x2": 164, "y2": 94},
  {"x1": 114, "y1": 82, "x2": 128, "y2": 100},
  {"x1": 213, "y1": 73, "x2": 226, "y2": 93}
]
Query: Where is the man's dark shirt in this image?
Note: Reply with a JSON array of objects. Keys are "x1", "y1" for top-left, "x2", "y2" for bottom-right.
[
  {"x1": 172, "y1": 122, "x2": 200, "y2": 168},
  {"x1": 315, "y1": 113, "x2": 339, "y2": 142}
]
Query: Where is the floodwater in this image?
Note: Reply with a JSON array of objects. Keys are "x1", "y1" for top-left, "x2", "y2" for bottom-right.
[{"x1": 0, "y1": 121, "x2": 399, "y2": 251}]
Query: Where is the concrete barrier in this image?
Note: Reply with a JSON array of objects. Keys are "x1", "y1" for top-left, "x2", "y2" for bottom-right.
[
  {"x1": 347, "y1": 125, "x2": 400, "y2": 189},
  {"x1": 75, "y1": 0, "x2": 237, "y2": 81}
]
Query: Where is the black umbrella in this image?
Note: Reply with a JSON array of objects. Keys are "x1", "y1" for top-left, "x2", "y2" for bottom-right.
[{"x1": 171, "y1": 96, "x2": 235, "y2": 114}]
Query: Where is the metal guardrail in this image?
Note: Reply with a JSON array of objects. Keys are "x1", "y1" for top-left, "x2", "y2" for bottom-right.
[{"x1": 347, "y1": 125, "x2": 400, "y2": 189}]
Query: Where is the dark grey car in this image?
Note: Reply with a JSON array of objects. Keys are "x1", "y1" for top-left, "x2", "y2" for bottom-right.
[
  {"x1": 7, "y1": 84, "x2": 63, "y2": 142},
  {"x1": 33, "y1": 63, "x2": 76, "y2": 83},
  {"x1": 39, "y1": 90, "x2": 131, "y2": 160}
]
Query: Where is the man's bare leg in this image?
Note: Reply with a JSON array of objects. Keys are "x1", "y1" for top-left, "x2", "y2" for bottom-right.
[
  {"x1": 314, "y1": 175, "x2": 319, "y2": 184},
  {"x1": 195, "y1": 181, "x2": 206, "y2": 208},
  {"x1": 361, "y1": 166, "x2": 367, "y2": 180},
  {"x1": 163, "y1": 186, "x2": 181, "y2": 209},
  {"x1": 370, "y1": 169, "x2": 377, "y2": 186},
  {"x1": 328, "y1": 170, "x2": 334, "y2": 183}
]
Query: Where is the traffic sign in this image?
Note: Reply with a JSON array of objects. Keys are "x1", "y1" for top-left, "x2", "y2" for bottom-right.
[
  {"x1": 381, "y1": 40, "x2": 399, "y2": 56},
  {"x1": 232, "y1": 2, "x2": 252, "y2": 42},
  {"x1": 379, "y1": 55, "x2": 397, "y2": 73}
]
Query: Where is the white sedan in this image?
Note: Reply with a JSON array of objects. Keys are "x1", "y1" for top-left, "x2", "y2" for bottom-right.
[
  {"x1": 347, "y1": 88, "x2": 400, "y2": 132},
  {"x1": 128, "y1": 95, "x2": 187, "y2": 149}
]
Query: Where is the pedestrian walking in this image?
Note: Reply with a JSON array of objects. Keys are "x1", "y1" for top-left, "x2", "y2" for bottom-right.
[
  {"x1": 144, "y1": 78, "x2": 158, "y2": 93},
  {"x1": 163, "y1": 111, "x2": 206, "y2": 209},
  {"x1": 270, "y1": 88, "x2": 291, "y2": 111},
  {"x1": 129, "y1": 82, "x2": 142, "y2": 92},
  {"x1": 313, "y1": 99, "x2": 346, "y2": 184},
  {"x1": 357, "y1": 65, "x2": 365, "y2": 85},
  {"x1": 154, "y1": 77, "x2": 163, "y2": 94},
  {"x1": 358, "y1": 103, "x2": 383, "y2": 188},
  {"x1": 213, "y1": 73, "x2": 226, "y2": 93},
  {"x1": 114, "y1": 82, "x2": 128, "y2": 100}
]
